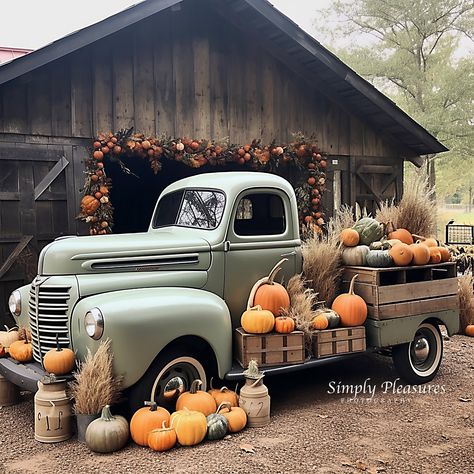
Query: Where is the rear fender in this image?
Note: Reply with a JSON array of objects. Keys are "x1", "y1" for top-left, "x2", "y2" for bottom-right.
[{"x1": 70, "y1": 287, "x2": 232, "y2": 388}]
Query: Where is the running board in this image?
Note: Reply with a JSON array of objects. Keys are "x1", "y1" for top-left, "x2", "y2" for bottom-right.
[{"x1": 224, "y1": 351, "x2": 369, "y2": 381}]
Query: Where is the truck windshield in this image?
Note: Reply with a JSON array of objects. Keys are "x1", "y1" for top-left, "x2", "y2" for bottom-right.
[{"x1": 154, "y1": 189, "x2": 226, "y2": 230}]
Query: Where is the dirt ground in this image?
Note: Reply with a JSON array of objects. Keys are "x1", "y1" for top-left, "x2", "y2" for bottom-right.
[{"x1": 1, "y1": 333, "x2": 473, "y2": 474}]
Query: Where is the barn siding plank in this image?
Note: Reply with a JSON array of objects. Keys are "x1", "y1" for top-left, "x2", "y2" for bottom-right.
[
  {"x1": 2, "y1": 83, "x2": 28, "y2": 134},
  {"x1": 92, "y1": 44, "x2": 114, "y2": 136},
  {"x1": 112, "y1": 40, "x2": 135, "y2": 131},
  {"x1": 70, "y1": 54, "x2": 93, "y2": 137},
  {"x1": 173, "y1": 15, "x2": 194, "y2": 138},
  {"x1": 153, "y1": 13, "x2": 175, "y2": 136},
  {"x1": 260, "y1": 56, "x2": 275, "y2": 143},
  {"x1": 192, "y1": 35, "x2": 211, "y2": 139},
  {"x1": 133, "y1": 21, "x2": 156, "y2": 136},
  {"x1": 28, "y1": 72, "x2": 52, "y2": 136},
  {"x1": 51, "y1": 64, "x2": 72, "y2": 137},
  {"x1": 209, "y1": 29, "x2": 229, "y2": 141}
]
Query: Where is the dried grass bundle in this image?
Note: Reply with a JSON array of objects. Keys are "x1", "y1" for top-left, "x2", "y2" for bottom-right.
[
  {"x1": 69, "y1": 339, "x2": 122, "y2": 415},
  {"x1": 302, "y1": 235, "x2": 343, "y2": 307},
  {"x1": 375, "y1": 199, "x2": 399, "y2": 228},
  {"x1": 326, "y1": 205, "x2": 355, "y2": 246},
  {"x1": 396, "y1": 168, "x2": 437, "y2": 237},
  {"x1": 458, "y1": 274, "x2": 474, "y2": 333},
  {"x1": 281, "y1": 274, "x2": 319, "y2": 356}
]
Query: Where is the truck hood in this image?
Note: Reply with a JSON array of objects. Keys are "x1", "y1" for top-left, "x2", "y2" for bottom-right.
[{"x1": 39, "y1": 230, "x2": 211, "y2": 275}]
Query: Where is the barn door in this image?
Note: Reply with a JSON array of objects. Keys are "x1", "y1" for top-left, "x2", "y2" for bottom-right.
[
  {"x1": 0, "y1": 142, "x2": 77, "y2": 326},
  {"x1": 351, "y1": 159, "x2": 403, "y2": 217}
]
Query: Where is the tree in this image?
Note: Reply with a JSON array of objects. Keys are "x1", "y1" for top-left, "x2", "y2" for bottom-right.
[{"x1": 314, "y1": 0, "x2": 474, "y2": 203}]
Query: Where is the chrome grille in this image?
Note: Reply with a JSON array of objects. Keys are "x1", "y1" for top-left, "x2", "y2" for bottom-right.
[{"x1": 29, "y1": 282, "x2": 71, "y2": 364}]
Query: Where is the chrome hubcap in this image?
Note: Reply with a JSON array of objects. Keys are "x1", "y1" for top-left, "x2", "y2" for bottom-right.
[{"x1": 413, "y1": 337, "x2": 430, "y2": 363}]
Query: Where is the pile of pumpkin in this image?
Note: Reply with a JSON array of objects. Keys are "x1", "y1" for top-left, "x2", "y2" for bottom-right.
[
  {"x1": 84, "y1": 379, "x2": 246, "y2": 454},
  {"x1": 0, "y1": 327, "x2": 76, "y2": 376},
  {"x1": 340, "y1": 218, "x2": 451, "y2": 268},
  {"x1": 240, "y1": 258, "x2": 368, "y2": 339}
]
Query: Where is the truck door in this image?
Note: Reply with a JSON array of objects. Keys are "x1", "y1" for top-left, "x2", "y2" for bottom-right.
[{"x1": 224, "y1": 189, "x2": 301, "y2": 327}]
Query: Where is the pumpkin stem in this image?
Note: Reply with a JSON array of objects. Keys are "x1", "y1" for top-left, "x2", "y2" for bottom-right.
[
  {"x1": 216, "y1": 401, "x2": 232, "y2": 414},
  {"x1": 219, "y1": 386, "x2": 229, "y2": 393},
  {"x1": 267, "y1": 258, "x2": 288, "y2": 284},
  {"x1": 101, "y1": 404, "x2": 114, "y2": 422},
  {"x1": 385, "y1": 221, "x2": 396, "y2": 235},
  {"x1": 349, "y1": 274, "x2": 359, "y2": 295},
  {"x1": 412, "y1": 234, "x2": 426, "y2": 242},
  {"x1": 55, "y1": 333, "x2": 63, "y2": 352},
  {"x1": 209, "y1": 376, "x2": 215, "y2": 390},
  {"x1": 144, "y1": 401, "x2": 158, "y2": 412},
  {"x1": 161, "y1": 420, "x2": 167, "y2": 429},
  {"x1": 190, "y1": 379, "x2": 202, "y2": 394}
]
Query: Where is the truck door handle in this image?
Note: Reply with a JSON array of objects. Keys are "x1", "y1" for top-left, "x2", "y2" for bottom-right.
[
  {"x1": 281, "y1": 251, "x2": 296, "y2": 257},
  {"x1": 224, "y1": 241, "x2": 230, "y2": 252}
]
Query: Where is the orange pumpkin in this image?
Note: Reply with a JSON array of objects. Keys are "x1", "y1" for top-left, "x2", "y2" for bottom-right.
[
  {"x1": 147, "y1": 421, "x2": 176, "y2": 452},
  {"x1": 43, "y1": 334, "x2": 75, "y2": 375},
  {"x1": 389, "y1": 243, "x2": 413, "y2": 267},
  {"x1": 340, "y1": 228, "x2": 359, "y2": 247},
  {"x1": 465, "y1": 325, "x2": 474, "y2": 337},
  {"x1": 410, "y1": 243, "x2": 430, "y2": 266},
  {"x1": 176, "y1": 379, "x2": 217, "y2": 416},
  {"x1": 130, "y1": 402, "x2": 171, "y2": 447},
  {"x1": 170, "y1": 408, "x2": 207, "y2": 446},
  {"x1": 420, "y1": 237, "x2": 438, "y2": 247},
  {"x1": 388, "y1": 227, "x2": 413, "y2": 245},
  {"x1": 312, "y1": 314, "x2": 329, "y2": 330},
  {"x1": 217, "y1": 402, "x2": 247, "y2": 433},
  {"x1": 429, "y1": 247, "x2": 442, "y2": 264},
  {"x1": 80, "y1": 195, "x2": 100, "y2": 215},
  {"x1": 331, "y1": 274, "x2": 367, "y2": 327},
  {"x1": 8, "y1": 339, "x2": 33, "y2": 362},
  {"x1": 241, "y1": 305, "x2": 275, "y2": 334},
  {"x1": 207, "y1": 380, "x2": 239, "y2": 407},
  {"x1": 248, "y1": 259, "x2": 290, "y2": 316},
  {"x1": 274, "y1": 316, "x2": 295, "y2": 334},
  {"x1": 438, "y1": 246, "x2": 451, "y2": 262}
]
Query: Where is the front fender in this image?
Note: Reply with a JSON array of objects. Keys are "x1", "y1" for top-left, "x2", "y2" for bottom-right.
[{"x1": 70, "y1": 288, "x2": 232, "y2": 388}]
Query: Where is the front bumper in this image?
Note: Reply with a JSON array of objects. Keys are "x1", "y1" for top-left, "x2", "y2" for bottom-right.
[{"x1": 0, "y1": 358, "x2": 72, "y2": 392}]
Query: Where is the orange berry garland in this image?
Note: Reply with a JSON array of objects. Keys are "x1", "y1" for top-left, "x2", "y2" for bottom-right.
[{"x1": 78, "y1": 129, "x2": 328, "y2": 235}]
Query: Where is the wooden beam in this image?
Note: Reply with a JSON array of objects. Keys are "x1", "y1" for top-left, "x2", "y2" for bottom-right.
[
  {"x1": 0, "y1": 235, "x2": 32, "y2": 280},
  {"x1": 34, "y1": 156, "x2": 69, "y2": 201}
]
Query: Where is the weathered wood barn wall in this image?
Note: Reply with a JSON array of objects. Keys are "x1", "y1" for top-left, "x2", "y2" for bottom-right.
[{"x1": 0, "y1": 0, "x2": 446, "y2": 324}]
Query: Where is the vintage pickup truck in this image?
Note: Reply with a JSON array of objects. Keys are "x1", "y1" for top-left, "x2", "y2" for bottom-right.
[{"x1": 2, "y1": 172, "x2": 459, "y2": 410}]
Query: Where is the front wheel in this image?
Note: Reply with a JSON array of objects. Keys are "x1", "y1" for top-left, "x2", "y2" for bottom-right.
[
  {"x1": 127, "y1": 347, "x2": 209, "y2": 415},
  {"x1": 392, "y1": 322, "x2": 443, "y2": 384}
]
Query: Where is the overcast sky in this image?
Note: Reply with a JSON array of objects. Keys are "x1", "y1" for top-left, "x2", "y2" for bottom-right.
[{"x1": 0, "y1": 0, "x2": 328, "y2": 50}]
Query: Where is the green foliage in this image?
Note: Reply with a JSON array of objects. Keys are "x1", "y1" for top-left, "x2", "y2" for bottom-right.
[{"x1": 315, "y1": 0, "x2": 474, "y2": 203}]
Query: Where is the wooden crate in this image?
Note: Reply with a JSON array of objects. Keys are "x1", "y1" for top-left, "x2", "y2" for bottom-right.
[
  {"x1": 234, "y1": 328, "x2": 305, "y2": 368},
  {"x1": 312, "y1": 327, "x2": 366, "y2": 358},
  {"x1": 343, "y1": 262, "x2": 459, "y2": 320}
]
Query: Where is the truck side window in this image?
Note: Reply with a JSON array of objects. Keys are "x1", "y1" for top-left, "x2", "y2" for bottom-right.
[{"x1": 234, "y1": 193, "x2": 286, "y2": 236}]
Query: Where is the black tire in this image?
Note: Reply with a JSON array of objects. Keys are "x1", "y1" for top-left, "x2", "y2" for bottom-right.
[
  {"x1": 126, "y1": 346, "x2": 210, "y2": 415},
  {"x1": 392, "y1": 322, "x2": 443, "y2": 384}
]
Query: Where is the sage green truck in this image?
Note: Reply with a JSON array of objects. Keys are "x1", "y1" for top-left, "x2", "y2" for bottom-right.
[{"x1": 2, "y1": 172, "x2": 459, "y2": 410}]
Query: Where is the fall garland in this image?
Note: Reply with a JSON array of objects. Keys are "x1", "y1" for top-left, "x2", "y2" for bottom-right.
[{"x1": 78, "y1": 128, "x2": 328, "y2": 235}]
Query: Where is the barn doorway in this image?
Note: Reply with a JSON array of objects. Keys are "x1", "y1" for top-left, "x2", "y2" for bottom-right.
[{"x1": 104, "y1": 157, "x2": 241, "y2": 234}]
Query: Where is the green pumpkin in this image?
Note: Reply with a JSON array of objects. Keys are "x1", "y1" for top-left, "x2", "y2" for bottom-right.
[
  {"x1": 206, "y1": 412, "x2": 228, "y2": 440},
  {"x1": 366, "y1": 250, "x2": 393, "y2": 268},
  {"x1": 342, "y1": 245, "x2": 370, "y2": 266},
  {"x1": 314, "y1": 308, "x2": 340, "y2": 329},
  {"x1": 85, "y1": 405, "x2": 129, "y2": 453},
  {"x1": 353, "y1": 218, "x2": 384, "y2": 246},
  {"x1": 370, "y1": 239, "x2": 402, "y2": 250}
]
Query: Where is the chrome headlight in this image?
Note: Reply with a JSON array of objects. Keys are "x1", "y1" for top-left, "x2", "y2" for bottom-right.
[
  {"x1": 8, "y1": 290, "x2": 21, "y2": 317},
  {"x1": 84, "y1": 308, "x2": 104, "y2": 340}
]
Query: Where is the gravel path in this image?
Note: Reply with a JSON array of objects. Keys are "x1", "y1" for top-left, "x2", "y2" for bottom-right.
[{"x1": 1, "y1": 333, "x2": 473, "y2": 474}]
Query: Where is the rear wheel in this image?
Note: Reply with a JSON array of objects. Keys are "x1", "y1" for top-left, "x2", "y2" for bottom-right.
[
  {"x1": 127, "y1": 347, "x2": 210, "y2": 415},
  {"x1": 392, "y1": 322, "x2": 443, "y2": 384}
]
